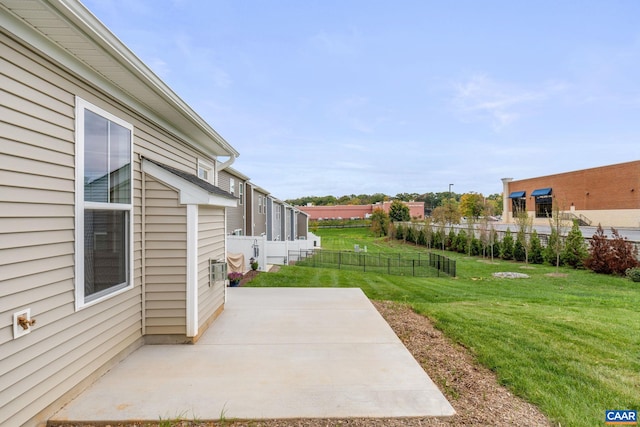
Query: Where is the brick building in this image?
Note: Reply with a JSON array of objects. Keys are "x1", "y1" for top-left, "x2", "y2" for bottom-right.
[
  {"x1": 299, "y1": 201, "x2": 425, "y2": 220},
  {"x1": 502, "y1": 160, "x2": 640, "y2": 228}
]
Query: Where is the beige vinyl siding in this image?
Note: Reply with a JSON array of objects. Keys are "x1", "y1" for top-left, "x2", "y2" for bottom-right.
[
  {"x1": 143, "y1": 176, "x2": 187, "y2": 336},
  {"x1": 197, "y1": 206, "x2": 226, "y2": 330},
  {"x1": 0, "y1": 35, "x2": 144, "y2": 426},
  {"x1": 1, "y1": 31, "x2": 220, "y2": 424}
]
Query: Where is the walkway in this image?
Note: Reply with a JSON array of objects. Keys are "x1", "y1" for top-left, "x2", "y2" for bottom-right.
[{"x1": 50, "y1": 288, "x2": 455, "y2": 423}]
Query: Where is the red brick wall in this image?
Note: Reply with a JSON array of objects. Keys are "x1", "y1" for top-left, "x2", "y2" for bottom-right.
[
  {"x1": 298, "y1": 205, "x2": 373, "y2": 220},
  {"x1": 507, "y1": 161, "x2": 640, "y2": 213},
  {"x1": 299, "y1": 201, "x2": 425, "y2": 220}
]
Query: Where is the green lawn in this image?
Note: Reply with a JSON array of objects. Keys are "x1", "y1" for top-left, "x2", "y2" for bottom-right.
[{"x1": 249, "y1": 227, "x2": 640, "y2": 426}]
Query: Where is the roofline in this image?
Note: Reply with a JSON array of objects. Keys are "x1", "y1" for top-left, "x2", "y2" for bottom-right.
[{"x1": 2, "y1": 0, "x2": 239, "y2": 159}]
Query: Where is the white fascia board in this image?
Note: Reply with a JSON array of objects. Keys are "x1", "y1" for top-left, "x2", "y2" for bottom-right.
[
  {"x1": 2, "y1": 0, "x2": 237, "y2": 159},
  {"x1": 143, "y1": 159, "x2": 237, "y2": 208}
]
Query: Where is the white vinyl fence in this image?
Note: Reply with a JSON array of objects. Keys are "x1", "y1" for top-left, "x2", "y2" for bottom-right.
[{"x1": 227, "y1": 232, "x2": 321, "y2": 271}]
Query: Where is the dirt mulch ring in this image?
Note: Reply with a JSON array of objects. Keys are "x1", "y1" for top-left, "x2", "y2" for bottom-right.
[{"x1": 53, "y1": 292, "x2": 552, "y2": 427}]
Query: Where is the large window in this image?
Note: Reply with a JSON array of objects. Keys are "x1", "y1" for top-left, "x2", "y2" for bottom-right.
[
  {"x1": 76, "y1": 98, "x2": 133, "y2": 308},
  {"x1": 535, "y1": 196, "x2": 553, "y2": 218},
  {"x1": 532, "y1": 188, "x2": 553, "y2": 218}
]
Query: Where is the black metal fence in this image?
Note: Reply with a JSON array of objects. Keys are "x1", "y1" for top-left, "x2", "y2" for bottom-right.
[{"x1": 289, "y1": 249, "x2": 456, "y2": 278}]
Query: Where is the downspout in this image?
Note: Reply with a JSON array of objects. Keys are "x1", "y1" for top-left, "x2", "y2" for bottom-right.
[
  {"x1": 141, "y1": 168, "x2": 146, "y2": 335},
  {"x1": 217, "y1": 154, "x2": 236, "y2": 173}
]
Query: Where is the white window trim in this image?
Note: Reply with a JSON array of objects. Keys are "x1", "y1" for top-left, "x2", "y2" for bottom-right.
[
  {"x1": 229, "y1": 177, "x2": 235, "y2": 195},
  {"x1": 238, "y1": 182, "x2": 244, "y2": 205},
  {"x1": 75, "y1": 97, "x2": 134, "y2": 311},
  {"x1": 197, "y1": 159, "x2": 214, "y2": 183}
]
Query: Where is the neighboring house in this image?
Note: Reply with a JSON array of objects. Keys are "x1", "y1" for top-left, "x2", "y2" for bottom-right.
[
  {"x1": 218, "y1": 167, "x2": 249, "y2": 235},
  {"x1": 1, "y1": 1, "x2": 238, "y2": 425},
  {"x1": 247, "y1": 183, "x2": 269, "y2": 237},
  {"x1": 502, "y1": 160, "x2": 640, "y2": 228}
]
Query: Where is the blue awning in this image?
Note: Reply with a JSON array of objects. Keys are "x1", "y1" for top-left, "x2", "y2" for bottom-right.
[
  {"x1": 531, "y1": 187, "x2": 552, "y2": 197},
  {"x1": 509, "y1": 191, "x2": 526, "y2": 198}
]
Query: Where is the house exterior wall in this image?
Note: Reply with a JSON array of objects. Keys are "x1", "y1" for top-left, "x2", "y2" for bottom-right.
[
  {"x1": 0, "y1": 29, "x2": 227, "y2": 425},
  {"x1": 143, "y1": 176, "x2": 187, "y2": 340},
  {"x1": 218, "y1": 169, "x2": 244, "y2": 235},
  {"x1": 253, "y1": 189, "x2": 268, "y2": 236},
  {"x1": 245, "y1": 182, "x2": 254, "y2": 235},
  {"x1": 196, "y1": 206, "x2": 226, "y2": 334},
  {"x1": 297, "y1": 212, "x2": 309, "y2": 239},
  {"x1": 503, "y1": 161, "x2": 640, "y2": 227}
]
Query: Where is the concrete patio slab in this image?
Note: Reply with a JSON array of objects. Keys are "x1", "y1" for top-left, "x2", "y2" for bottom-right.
[{"x1": 50, "y1": 287, "x2": 455, "y2": 423}]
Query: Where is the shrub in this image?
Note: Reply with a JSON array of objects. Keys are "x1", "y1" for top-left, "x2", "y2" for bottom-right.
[
  {"x1": 626, "y1": 267, "x2": 640, "y2": 282},
  {"x1": 585, "y1": 225, "x2": 639, "y2": 275},
  {"x1": 514, "y1": 235, "x2": 526, "y2": 262},
  {"x1": 544, "y1": 228, "x2": 563, "y2": 267},
  {"x1": 561, "y1": 221, "x2": 588, "y2": 269},
  {"x1": 470, "y1": 237, "x2": 482, "y2": 256},
  {"x1": 405, "y1": 226, "x2": 416, "y2": 244},
  {"x1": 396, "y1": 224, "x2": 405, "y2": 240},
  {"x1": 370, "y1": 208, "x2": 390, "y2": 237},
  {"x1": 446, "y1": 229, "x2": 456, "y2": 251},
  {"x1": 501, "y1": 229, "x2": 514, "y2": 260},
  {"x1": 417, "y1": 228, "x2": 427, "y2": 246},
  {"x1": 455, "y1": 229, "x2": 467, "y2": 253},
  {"x1": 529, "y1": 230, "x2": 544, "y2": 264}
]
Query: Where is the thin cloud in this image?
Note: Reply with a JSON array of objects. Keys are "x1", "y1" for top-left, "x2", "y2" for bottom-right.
[{"x1": 451, "y1": 75, "x2": 565, "y2": 131}]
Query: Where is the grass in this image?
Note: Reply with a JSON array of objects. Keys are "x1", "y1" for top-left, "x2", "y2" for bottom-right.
[{"x1": 249, "y1": 227, "x2": 640, "y2": 427}]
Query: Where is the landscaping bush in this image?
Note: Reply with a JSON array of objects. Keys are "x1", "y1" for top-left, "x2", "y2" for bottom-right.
[
  {"x1": 395, "y1": 224, "x2": 405, "y2": 241},
  {"x1": 561, "y1": 221, "x2": 588, "y2": 269},
  {"x1": 501, "y1": 229, "x2": 514, "y2": 260},
  {"x1": 514, "y1": 235, "x2": 526, "y2": 262},
  {"x1": 529, "y1": 230, "x2": 544, "y2": 264},
  {"x1": 626, "y1": 267, "x2": 640, "y2": 282},
  {"x1": 405, "y1": 226, "x2": 417, "y2": 244},
  {"x1": 455, "y1": 229, "x2": 467, "y2": 253},
  {"x1": 417, "y1": 228, "x2": 427, "y2": 246},
  {"x1": 471, "y1": 237, "x2": 482, "y2": 256},
  {"x1": 544, "y1": 228, "x2": 563, "y2": 267},
  {"x1": 585, "y1": 225, "x2": 639, "y2": 275}
]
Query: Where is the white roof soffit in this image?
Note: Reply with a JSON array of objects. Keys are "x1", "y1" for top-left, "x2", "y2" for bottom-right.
[{"x1": 0, "y1": 0, "x2": 239, "y2": 159}]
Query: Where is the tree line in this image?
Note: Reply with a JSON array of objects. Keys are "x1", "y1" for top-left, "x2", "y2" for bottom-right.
[{"x1": 287, "y1": 192, "x2": 503, "y2": 216}]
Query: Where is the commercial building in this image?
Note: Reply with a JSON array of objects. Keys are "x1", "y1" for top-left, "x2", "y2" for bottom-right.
[{"x1": 502, "y1": 161, "x2": 640, "y2": 228}]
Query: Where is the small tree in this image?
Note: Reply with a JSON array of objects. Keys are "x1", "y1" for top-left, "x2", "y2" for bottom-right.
[
  {"x1": 529, "y1": 230, "x2": 544, "y2": 264},
  {"x1": 389, "y1": 200, "x2": 411, "y2": 222},
  {"x1": 544, "y1": 228, "x2": 563, "y2": 267},
  {"x1": 417, "y1": 228, "x2": 427, "y2": 246},
  {"x1": 501, "y1": 229, "x2": 514, "y2": 260},
  {"x1": 405, "y1": 226, "x2": 417, "y2": 244},
  {"x1": 513, "y1": 206, "x2": 533, "y2": 263},
  {"x1": 561, "y1": 221, "x2": 588, "y2": 269},
  {"x1": 514, "y1": 235, "x2": 526, "y2": 262},
  {"x1": 370, "y1": 208, "x2": 389, "y2": 237},
  {"x1": 395, "y1": 224, "x2": 405, "y2": 241},
  {"x1": 456, "y1": 229, "x2": 468, "y2": 253},
  {"x1": 446, "y1": 229, "x2": 456, "y2": 251},
  {"x1": 547, "y1": 198, "x2": 570, "y2": 271}
]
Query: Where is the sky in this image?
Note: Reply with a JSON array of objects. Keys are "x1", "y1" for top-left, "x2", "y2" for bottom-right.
[{"x1": 81, "y1": 0, "x2": 640, "y2": 200}]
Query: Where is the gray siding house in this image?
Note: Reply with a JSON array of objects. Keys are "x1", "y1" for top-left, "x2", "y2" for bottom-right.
[
  {"x1": 218, "y1": 167, "x2": 249, "y2": 235},
  {"x1": 1, "y1": 1, "x2": 238, "y2": 425},
  {"x1": 247, "y1": 183, "x2": 269, "y2": 237}
]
